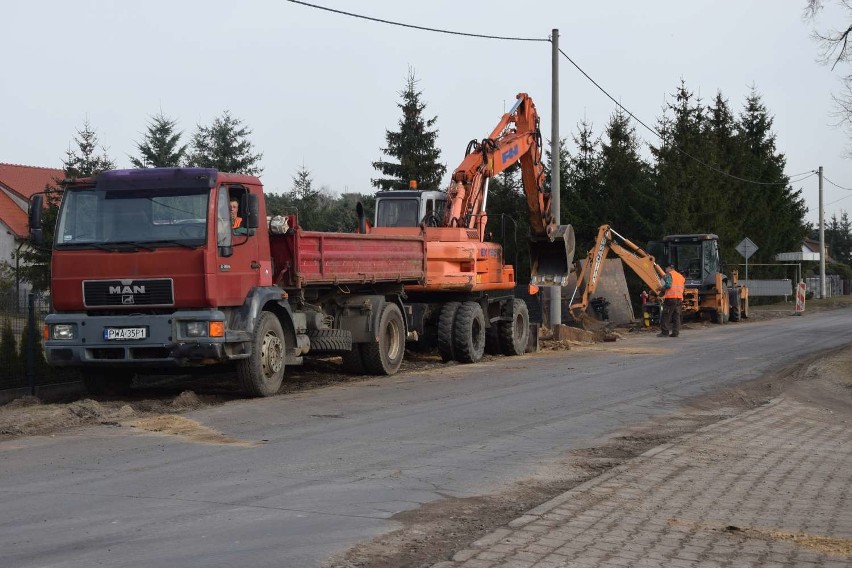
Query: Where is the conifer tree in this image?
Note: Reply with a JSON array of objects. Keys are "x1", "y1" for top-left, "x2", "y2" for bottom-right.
[
  {"x1": 735, "y1": 90, "x2": 807, "y2": 266},
  {"x1": 189, "y1": 111, "x2": 263, "y2": 175},
  {"x1": 651, "y1": 82, "x2": 710, "y2": 235},
  {"x1": 18, "y1": 121, "x2": 115, "y2": 291},
  {"x1": 555, "y1": 121, "x2": 603, "y2": 251},
  {"x1": 288, "y1": 164, "x2": 322, "y2": 229},
  {"x1": 372, "y1": 69, "x2": 446, "y2": 191},
  {"x1": 130, "y1": 111, "x2": 187, "y2": 168},
  {"x1": 599, "y1": 110, "x2": 658, "y2": 242}
]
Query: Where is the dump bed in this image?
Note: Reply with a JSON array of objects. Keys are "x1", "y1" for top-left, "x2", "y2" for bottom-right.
[{"x1": 270, "y1": 220, "x2": 426, "y2": 288}]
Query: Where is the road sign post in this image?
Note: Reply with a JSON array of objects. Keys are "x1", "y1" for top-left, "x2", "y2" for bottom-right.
[{"x1": 736, "y1": 237, "x2": 758, "y2": 281}]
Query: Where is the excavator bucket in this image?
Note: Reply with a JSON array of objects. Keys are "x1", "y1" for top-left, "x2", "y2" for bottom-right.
[{"x1": 530, "y1": 224, "x2": 575, "y2": 287}]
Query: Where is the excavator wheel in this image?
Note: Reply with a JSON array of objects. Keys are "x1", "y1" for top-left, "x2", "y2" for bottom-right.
[
  {"x1": 499, "y1": 298, "x2": 530, "y2": 356},
  {"x1": 453, "y1": 302, "x2": 486, "y2": 364},
  {"x1": 437, "y1": 302, "x2": 460, "y2": 362},
  {"x1": 728, "y1": 288, "x2": 741, "y2": 322}
]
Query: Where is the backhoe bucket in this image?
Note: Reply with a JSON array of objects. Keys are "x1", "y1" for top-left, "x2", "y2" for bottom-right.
[{"x1": 530, "y1": 224, "x2": 575, "y2": 287}]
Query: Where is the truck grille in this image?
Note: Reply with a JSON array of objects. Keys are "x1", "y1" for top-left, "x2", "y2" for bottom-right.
[{"x1": 83, "y1": 279, "x2": 174, "y2": 308}]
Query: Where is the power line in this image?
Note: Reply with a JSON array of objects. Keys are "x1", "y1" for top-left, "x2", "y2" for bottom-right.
[
  {"x1": 823, "y1": 175, "x2": 852, "y2": 191},
  {"x1": 556, "y1": 48, "x2": 802, "y2": 188},
  {"x1": 790, "y1": 172, "x2": 818, "y2": 184},
  {"x1": 286, "y1": 0, "x2": 814, "y2": 189},
  {"x1": 284, "y1": 0, "x2": 549, "y2": 42}
]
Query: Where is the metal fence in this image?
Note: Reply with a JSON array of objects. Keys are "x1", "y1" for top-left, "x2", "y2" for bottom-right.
[
  {"x1": 0, "y1": 291, "x2": 54, "y2": 392},
  {"x1": 805, "y1": 275, "x2": 847, "y2": 299}
]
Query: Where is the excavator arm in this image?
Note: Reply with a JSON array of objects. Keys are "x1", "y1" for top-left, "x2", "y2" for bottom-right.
[
  {"x1": 569, "y1": 225, "x2": 665, "y2": 320},
  {"x1": 443, "y1": 93, "x2": 574, "y2": 285}
]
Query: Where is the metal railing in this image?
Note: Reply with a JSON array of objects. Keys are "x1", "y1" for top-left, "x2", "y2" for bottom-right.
[{"x1": 0, "y1": 291, "x2": 54, "y2": 392}]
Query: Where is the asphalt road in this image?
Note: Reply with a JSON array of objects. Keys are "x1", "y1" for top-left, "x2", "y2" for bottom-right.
[{"x1": 2, "y1": 310, "x2": 851, "y2": 568}]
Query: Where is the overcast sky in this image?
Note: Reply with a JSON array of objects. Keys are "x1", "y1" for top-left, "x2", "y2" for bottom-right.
[{"x1": 2, "y1": 1, "x2": 850, "y2": 229}]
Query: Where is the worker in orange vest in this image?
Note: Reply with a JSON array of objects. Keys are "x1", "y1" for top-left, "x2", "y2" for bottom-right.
[{"x1": 658, "y1": 264, "x2": 685, "y2": 337}]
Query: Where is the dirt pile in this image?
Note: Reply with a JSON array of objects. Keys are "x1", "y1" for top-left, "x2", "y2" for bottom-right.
[{"x1": 0, "y1": 390, "x2": 210, "y2": 440}]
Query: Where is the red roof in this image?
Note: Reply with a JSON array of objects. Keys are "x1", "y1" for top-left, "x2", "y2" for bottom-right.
[
  {"x1": 0, "y1": 163, "x2": 64, "y2": 237},
  {"x1": 0, "y1": 163, "x2": 64, "y2": 200}
]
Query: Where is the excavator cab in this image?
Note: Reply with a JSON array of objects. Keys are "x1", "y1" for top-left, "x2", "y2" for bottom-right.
[
  {"x1": 374, "y1": 190, "x2": 447, "y2": 228},
  {"x1": 650, "y1": 234, "x2": 722, "y2": 290}
]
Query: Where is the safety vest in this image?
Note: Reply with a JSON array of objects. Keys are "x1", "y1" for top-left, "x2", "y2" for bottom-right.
[
  {"x1": 664, "y1": 269, "x2": 685, "y2": 299},
  {"x1": 232, "y1": 216, "x2": 243, "y2": 230}
]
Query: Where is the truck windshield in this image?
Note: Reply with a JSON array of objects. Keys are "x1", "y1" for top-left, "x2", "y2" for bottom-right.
[{"x1": 55, "y1": 188, "x2": 209, "y2": 248}]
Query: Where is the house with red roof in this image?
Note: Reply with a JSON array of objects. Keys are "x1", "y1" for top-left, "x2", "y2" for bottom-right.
[{"x1": 0, "y1": 163, "x2": 64, "y2": 295}]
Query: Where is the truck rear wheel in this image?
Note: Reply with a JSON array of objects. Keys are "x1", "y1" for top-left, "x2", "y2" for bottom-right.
[
  {"x1": 238, "y1": 311, "x2": 285, "y2": 397},
  {"x1": 361, "y1": 303, "x2": 405, "y2": 375},
  {"x1": 453, "y1": 302, "x2": 486, "y2": 364},
  {"x1": 437, "y1": 302, "x2": 460, "y2": 362},
  {"x1": 82, "y1": 369, "x2": 133, "y2": 396},
  {"x1": 499, "y1": 298, "x2": 530, "y2": 356}
]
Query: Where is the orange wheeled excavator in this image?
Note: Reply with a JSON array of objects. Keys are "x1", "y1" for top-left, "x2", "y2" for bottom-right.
[{"x1": 365, "y1": 92, "x2": 574, "y2": 365}]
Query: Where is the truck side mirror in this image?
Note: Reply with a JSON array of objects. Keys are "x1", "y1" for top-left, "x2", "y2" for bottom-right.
[
  {"x1": 29, "y1": 194, "x2": 43, "y2": 245},
  {"x1": 245, "y1": 194, "x2": 260, "y2": 229}
]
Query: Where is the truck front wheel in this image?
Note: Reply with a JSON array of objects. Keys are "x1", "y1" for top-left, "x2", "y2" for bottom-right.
[
  {"x1": 238, "y1": 311, "x2": 286, "y2": 397},
  {"x1": 361, "y1": 303, "x2": 405, "y2": 375}
]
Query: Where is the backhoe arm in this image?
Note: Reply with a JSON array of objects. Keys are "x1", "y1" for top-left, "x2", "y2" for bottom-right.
[{"x1": 569, "y1": 225, "x2": 665, "y2": 319}]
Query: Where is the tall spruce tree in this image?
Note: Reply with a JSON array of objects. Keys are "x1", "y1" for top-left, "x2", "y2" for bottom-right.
[
  {"x1": 555, "y1": 121, "x2": 603, "y2": 251},
  {"x1": 189, "y1": 110, "x2": 263, "y2": 175},
  {"x1": 288, "y1": 164, "x2": 322, "y2": 229},
  {"x1": 130, "y1": 111, "x2": 187, "y2": 168},
  {"x1": 63, "y1": 120, "x2": 117, "y2": 179},
  {"x1": 735, "y1": 89, "x2": 807, "y2": 267},
  {"x1": 704, "y1": 92, "x2": 745, "y2": 249},
  {"x1": 651, "y1": 82, "x2": 711, "y2": 235},
  {"x1": 599, "y1": 109, "x2": 658, "y2": 242},
  {"x1": 18, "y1": 121, "x2": 116, "y2": 292},
  {"x1": 372, "y1": 69, "x2": 446, "y2": 191}
]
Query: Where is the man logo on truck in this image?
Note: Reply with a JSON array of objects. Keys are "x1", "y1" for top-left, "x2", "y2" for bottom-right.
[{"x1": 109, "y1": 285, "x2": 146, "y2": 295}]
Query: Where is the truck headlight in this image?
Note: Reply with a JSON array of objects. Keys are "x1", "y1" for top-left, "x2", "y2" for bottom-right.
[
  {"x1": 184, "y1": 321, "x2": 208, "y2": 337},
  {"x1": 51, "y1": 324, "x2": 77, "y2": 340},
  {"x1": 181, "y1": 321, "x2": 225, "y2": 338}
]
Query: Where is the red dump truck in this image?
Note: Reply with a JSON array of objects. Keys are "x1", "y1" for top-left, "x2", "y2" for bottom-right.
[{"x1": 31, "y1": 168, "x2": 427, "y2": 396}]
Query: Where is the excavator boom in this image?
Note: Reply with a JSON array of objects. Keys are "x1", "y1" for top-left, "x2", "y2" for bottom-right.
[{"x1": 443, "y1": 93, "x2": 574, "y2": 286}]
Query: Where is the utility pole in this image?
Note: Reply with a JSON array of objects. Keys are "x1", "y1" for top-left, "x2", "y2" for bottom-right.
[
  {"x1": 819, "y1": 166, "x2": 826, "y2": 299},
  {"x1": 549, "y1": 28, "x2": 561, "y2": 327}
]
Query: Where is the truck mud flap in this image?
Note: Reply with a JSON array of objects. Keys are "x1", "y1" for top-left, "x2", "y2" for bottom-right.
[{"x1": 530, "y1": 224, "x2": 575, "y2": 287}]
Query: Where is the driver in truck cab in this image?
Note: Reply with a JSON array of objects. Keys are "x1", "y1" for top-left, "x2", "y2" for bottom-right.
[{"x1": 230, "y1": 198, "x2": 247, "y2": 235}]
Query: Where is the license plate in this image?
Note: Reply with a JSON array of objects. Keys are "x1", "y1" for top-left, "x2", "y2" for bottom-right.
[{"x1": 104, "y1": 327, "x2": 147, "y2": 340}]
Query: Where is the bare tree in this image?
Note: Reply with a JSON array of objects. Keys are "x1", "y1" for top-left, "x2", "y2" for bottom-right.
[{"x1": 805, "y1": 0, "x2": 852, "y2": 146}]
